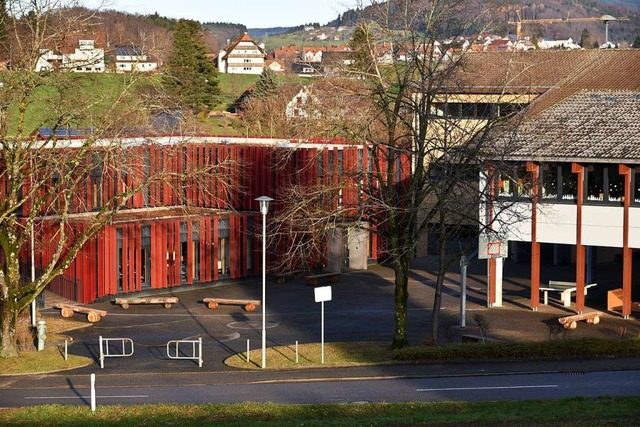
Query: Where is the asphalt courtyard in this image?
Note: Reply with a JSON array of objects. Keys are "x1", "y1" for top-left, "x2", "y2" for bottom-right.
[{"x1": 40, "y1": 256, "x2": 640, "y2": 373}]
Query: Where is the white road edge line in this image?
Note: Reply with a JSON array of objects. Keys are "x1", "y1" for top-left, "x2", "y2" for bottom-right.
[
  {"x1": 417, "y1": 385, "x2": 558, "y2": 392},
  {"x1": 25, "y1": 395, "x2": 149, "y2": 400}
]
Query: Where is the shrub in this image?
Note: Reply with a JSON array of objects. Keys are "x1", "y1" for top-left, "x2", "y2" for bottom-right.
[{"x1": 392, "y1": 337, "x2": 640, "y2": 363}]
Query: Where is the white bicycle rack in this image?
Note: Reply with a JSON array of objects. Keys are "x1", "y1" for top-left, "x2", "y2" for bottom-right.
[
  {"x1": 166, "y1": 337, "x2": 203, "y2": 367},
  {"x1": 99, "y1": 336, "x2": 134, "y2": 369}
]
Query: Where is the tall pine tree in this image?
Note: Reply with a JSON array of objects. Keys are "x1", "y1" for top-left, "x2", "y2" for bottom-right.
[
  {"x1": 163, "y1": 19, "x2": 219, "y2": 113},
  {"x1": 252, "y1": 68, "x2": 279, "y2": 99}
]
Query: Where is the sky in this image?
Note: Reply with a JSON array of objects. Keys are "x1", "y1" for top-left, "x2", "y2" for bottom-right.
[{"x1": 92, "y1": 0, "x2": 358, "y2": 28}]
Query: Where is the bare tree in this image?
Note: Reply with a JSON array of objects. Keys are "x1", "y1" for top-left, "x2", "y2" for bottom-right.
[
  {"x1": 264, "y1": 0, "x2": 531, "y2": 348},
  {"x1": 0, "y1": 0, "x2": 231, "y2": 357}
]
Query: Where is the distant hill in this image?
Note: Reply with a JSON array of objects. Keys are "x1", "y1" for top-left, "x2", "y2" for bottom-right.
[
  {"x1": 201, "y1": 22, "x2": 248, "y2": 48},
  {"x1": 248, "y1": 27, "x2": 294, "y2": 38},
  {"x1": 323, "y1": 0, "x2": 640, "y2": 45}
]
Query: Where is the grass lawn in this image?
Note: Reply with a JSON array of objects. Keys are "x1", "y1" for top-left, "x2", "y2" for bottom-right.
[
  {"x1": 0, "y1": 397, "x2": 638, "y2": 426},
  {"x1": 0, "y1": 316, "x2": 93, "y2": 375},
  {"x1": 225, "y1": 338, "x2": 640, "y2": 370}
]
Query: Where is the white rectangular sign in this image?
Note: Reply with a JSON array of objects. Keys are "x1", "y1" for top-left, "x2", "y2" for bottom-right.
[{"x1": 314, "y1": 286, "x2": 332, "y2": 302}]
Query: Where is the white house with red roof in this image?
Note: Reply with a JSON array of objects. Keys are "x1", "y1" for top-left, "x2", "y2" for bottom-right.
[{"x1": 217, "y1": 32, "x2": 266, "y2": 74}]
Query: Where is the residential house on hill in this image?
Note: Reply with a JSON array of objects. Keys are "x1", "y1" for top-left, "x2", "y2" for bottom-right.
[
  {"x1": 115, "y1": 45, "x2": 158, "y2": 73},
  {"x1": 264, "y1": 59, "x2": 285, "y2": 73},
  {"x1": 217, "y1": 32, "x2": 266, "y2": 74},
  {"x1": 36, "y1": 39, "x2": 105, "y2": 72}
]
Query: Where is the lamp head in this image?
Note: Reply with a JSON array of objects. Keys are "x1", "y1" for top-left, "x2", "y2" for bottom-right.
[{"x1": 255, "y1": 196, "x2": 274, "y2": 214}]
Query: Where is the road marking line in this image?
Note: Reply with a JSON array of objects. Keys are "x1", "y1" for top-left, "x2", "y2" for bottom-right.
[
  {"x1": 416, "y1": 385, "x2": 558, "y2": 392},
  {"x1": 25, "y1": 395, "x2": 148, "y2": 400}
]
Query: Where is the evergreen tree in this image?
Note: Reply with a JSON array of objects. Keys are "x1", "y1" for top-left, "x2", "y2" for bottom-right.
[
  {"x1": 163, "y1": 19, "x2": 219, "y2": 113},
  {"x1": 349, "y1": 23, "x2": 376, "y2": 76},
  {"x1": 580, "y1": 28, "x2": 592, "y2": 49},
  {"x1": 0, "y1": 0, "x2": 8, "y2": 59},
  {"x1": 633, "y1": 35, "x2": 640, "y2": 48},
  {"x1": 252, "y1": 68, "x2": 279, "y2": 99}
]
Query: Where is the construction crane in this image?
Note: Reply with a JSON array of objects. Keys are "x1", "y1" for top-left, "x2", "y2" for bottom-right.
[{"x1": 508, "y1": 11, "x2": 626, "y2": 43}]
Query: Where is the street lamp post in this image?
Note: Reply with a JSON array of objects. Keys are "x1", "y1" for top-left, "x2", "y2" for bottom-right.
[{"x1": 255, "y1": 196, "x2": 273, "y2": 369}]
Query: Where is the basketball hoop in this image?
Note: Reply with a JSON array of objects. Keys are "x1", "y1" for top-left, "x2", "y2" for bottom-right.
[{"x1": 478, "y1": 233, "x2": 508, "y2": 259}]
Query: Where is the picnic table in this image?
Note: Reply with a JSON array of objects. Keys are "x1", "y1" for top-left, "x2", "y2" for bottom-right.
[{"x1": 539, "y1": 281, "x2": 597, "y2": 307}]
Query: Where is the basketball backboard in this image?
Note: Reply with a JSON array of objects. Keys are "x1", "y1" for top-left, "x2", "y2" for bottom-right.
[{"x1": 478, "y1": 233, "x2": 508, "y2": 259}]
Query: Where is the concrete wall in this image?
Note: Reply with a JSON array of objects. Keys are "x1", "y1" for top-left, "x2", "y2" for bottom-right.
[{"x1": 493, "y1": 201, "x2": 640, "y2": 249}]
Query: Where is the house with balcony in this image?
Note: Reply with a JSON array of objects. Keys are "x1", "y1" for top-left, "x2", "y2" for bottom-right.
[{"x1": 217, "y1": 32, "x2": 267, "y2": 74}]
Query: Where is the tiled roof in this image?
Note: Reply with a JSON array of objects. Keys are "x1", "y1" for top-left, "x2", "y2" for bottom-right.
[
  {"x1": 452, "y1": 50, "x2": 640, "y2": 102},
  {"x1": 222, "y1": 32, "x2": 265, "y2": 56},
  {"x1": 499, "y1": 90, "x2": 640, "y2": 163}
]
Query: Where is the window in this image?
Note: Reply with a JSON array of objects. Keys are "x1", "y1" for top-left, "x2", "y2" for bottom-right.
[
  {"x1": 561, "y1": 165, "x2": 577, "y2": 200},
  {"x1": 586, "y1": 165, "x2": 604, "y2": 201},
  {"x1": 433, "y1": 103, "x2": 527, "y2": 119},
  {"x1": 541, "y1": 164, "x2": 559, "y2": 199},
  {"x1": 498, "y1": 164, "x2": 532, "y2": 198},
  {"x1": 586, "y1": 165, "x2": 625, "y2": 203}
]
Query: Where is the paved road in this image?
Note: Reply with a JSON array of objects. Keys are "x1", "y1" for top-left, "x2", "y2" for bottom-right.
[
  {"x1": 4, "y1": 264, "x2": 640, "y2": 408},
  {"x1": 2, "y1": 369, "x2": 640, "y2": 407}
]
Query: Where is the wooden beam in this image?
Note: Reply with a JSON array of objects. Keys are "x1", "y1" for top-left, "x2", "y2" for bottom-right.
[
  {"x1": 619, "y1": 164, "x2": 633, "y2": 318},
  {"x1": 526, "y1": 162, "x2": 540, "y2": 310},
  {"x1": 572, "y1": 163, "x2": 585, "y2": 313}
]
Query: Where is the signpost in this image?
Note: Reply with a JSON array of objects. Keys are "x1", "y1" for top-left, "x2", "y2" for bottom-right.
[{"x1": 314, "y1": 286, "x2": 332, "y2": 364}]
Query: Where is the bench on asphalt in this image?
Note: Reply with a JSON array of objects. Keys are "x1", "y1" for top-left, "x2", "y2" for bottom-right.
[
  {"x1": 113, "y1": 297, "x2": 178, "y2": 309},
  {"x1": 54, "y1": 303, "x2": 107, "y2": 323},
  {"x1": 274, "y1": 270, "x2": 304, "y2": 284},
  {"x1": 539, "y1": 281, "x2": 597, "y2": 307},
  {"x1": 558, "y1": 311, "x2": 603, "y2": 329},
  {"x1": 304, "y1": 272, "x2": 341, "y2": 286},
  {"x1": 203, "y1": 298, "x2": 261, "y2": 311}
]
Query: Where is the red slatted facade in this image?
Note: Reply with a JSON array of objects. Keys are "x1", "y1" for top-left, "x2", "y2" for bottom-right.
[{"x1": 22, "y1": 139, "x2": 378, "y2": 303}]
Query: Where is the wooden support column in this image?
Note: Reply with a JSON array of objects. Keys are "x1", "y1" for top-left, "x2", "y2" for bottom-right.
[
  {"x1": 620, "y1": 164, "x2": 633, "y2": 318},
  {"x1": 527, "y1": 162, "x2": 540, "y2": 311},
  {"x1": 187, "y1": 221, "x2": 194, "y2": 285},
  {"x1": 572, "y1": 163, "x2": 586, "y2": 313},
  {"x1": 486, "y1": 165, "x2": 497, "y2": 307}
]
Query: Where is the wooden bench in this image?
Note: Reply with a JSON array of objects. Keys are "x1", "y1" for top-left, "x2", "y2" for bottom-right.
[
  {"x1": 539, "y1": 281, "x2": 597, "y2": 307},
  {"x1": 274, "y1": 270, "x2": 304, "y2": 284},
  {"x1": 558, "y1": 311, "x2": 603, "y2": 329},
  {"x1": 304, "y1": 272, "x2": 341, "y2": 286},
  {"x1": 54, "y1": 304, "x2": 107, "y2": 323},
  {"x1": 203, "y1": 298, "x2": 261, "y2": 311},
  {"x1": 113, "y1": 297, "x2": 178, "y2": 309}
]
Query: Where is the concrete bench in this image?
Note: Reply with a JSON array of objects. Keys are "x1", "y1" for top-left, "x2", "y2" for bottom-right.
[
  {"x1": 203, "y1": 298, "x2": 261, "y2": 311},
  {"x1": 539, "y1": 281, "x2": 597, "y2": 307},
  {"x1": 558, "y1": 311, "x2": 603, "y2": 329},
  {"x1": 304, "y1": 272, "x2": 341, "y2": 286},
  {"x1": 54, "y1": 304, "x2": 107, "y2": 323},
  {"x1": 274, "y1": 270, "x2": 304, "y2": 284},
  {"x1": 113, "y1": 297, "x2": 178, "y2": 309}
]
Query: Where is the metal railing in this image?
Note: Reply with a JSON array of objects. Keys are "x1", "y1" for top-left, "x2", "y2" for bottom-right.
[
  {"x1": 166, "y1": 337, "x2": 203, "y2": 367},
  {"x1": 99, "y1": 336, "x2": 134, "y2": 369}
]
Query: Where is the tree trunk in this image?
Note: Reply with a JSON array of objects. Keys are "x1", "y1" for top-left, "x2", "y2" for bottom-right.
[
  {"x1": 392, "y1": 255, "x2": 410, "y2": 348},
  {"x1": 430, "y1": 222, "x2": 448, "y2": 341},
  {"x1": 0, "y1": 301, "x2": 19, "y2": 358}
]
